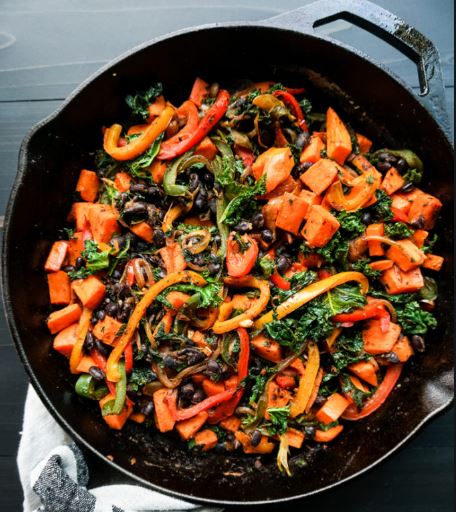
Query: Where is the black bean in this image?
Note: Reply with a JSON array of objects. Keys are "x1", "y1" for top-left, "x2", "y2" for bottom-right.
[
  {"x1": 62, "y1": 265, "x2": 75, "y2": 273},
  {"x1": 376, "y1": 161, "x2": 391, "y2": 173},
  {"x1": 234, "y1": 220, "x2": 252, "y2": 233},
  {"x1": 130, "y1": 183, "x2": 148, "y2": 195},
  {"x1": 385, "y1": 352, "x2": 400, "y2": 364},
  {"x1": 123, "y1": 202, "x2": 148, "y2": 218},
  {"x1": 207, "y1": 262, "x2": 221, "y2": 275},
  {"x1": 95, "y1": 309, "x2": 105, "y2": 321},
  {"x1": 207, "y1": 359, "x2": 221, "y2": 373},
  {"x1": 214, "y1": 442, "x2": 226, "y2": 454},
  {"x1": 277, "y1": 255, "x2": 291, "y2": 274},
  {"x1": 141, "y1": 401, "x2": 155, "y2": 416},
  {"x1": 209, "y1": 198, "x2": 217, "y2": 214},
  {"x1": 146, "y1": 185, "x2": 163, "y2": 201},
  {"x1": 384, "y1": 154, "x2": 398, "y2": 165},
  {"x1": 118, "y1": 284, "x2": 131, "y2": 299},
  {"x1": 112, "y1": 270, "x2": 122, "y2": 280},
  {"x1": 396, "y1": 158, "x2": 408, "y2": 172},
  {"x1": 411, "y1": 335, "x2": 426, "y2": 353},
  {"x1": 191, "y1": 389, "x2": 205, "y2": 404},
  {"x1": 410, "y1": 215, "x2": 425, "y2": 229},
  {"x1": 295, "y1": 131, "x2": 311, "y2": 150},
  {"x1": 377, "y1": 152, "x2": 390, "y2": 161},
  {"x1": 105, "y1": 302, "x2": 118, "y2": 316},
  {"x1": 252, "y1": 212, "x2": 264, "y2": 230},
  {"x1": 189, "y1": 173, "x2": 199, "y2": 192},
  {"x1": 400, "y1": 182, "x2": 415, "y2": 193},
  {"x1": 84, "y1": 332, "x2": 95, "y2": 351},
  {"x1": 314, "y1": 395, "x2": 326, "y2": 406},
  {"x1": 89, "y1": 366, "x2": 105, "y2": 381},
  {"x1": 192, "y1": 253, "x2": 205, "y2": 266},
  {"x1": 153, "y1": 229, "x2": 166, "y2": 248},
  {"x1": 250, "y1": 430, "x2": 262, "y2": 447},
  {"x1": 361, "y1": 212, "x2": 372, "y2": 225},
  {"x1": 179, "y1": 348, "x2": 205, "y2": 365},
  {"x1": 94, "y1": 339, "x2": 111, "y2": 358},
  {"x1": 261, "y1": 229, "x2": 273, "y2": 243},
  {"x1": 75, "y1": 257, "x2": 85, "y2": 270},
  {"x1": 180, "y1": 383, "x2": 195, "y2": 399},
  {"x1": 163, "y1": 355, "x2": 179, "y2": 370},
  {"x1": 202, "y1": 171, "x2": 214, "y2": 187},
  {"x1": 195, "y1": 189, "x2": 208, "y2": 210},
  {"x1": 304, "y1": 425, "x2": 315, "y2": 437}
]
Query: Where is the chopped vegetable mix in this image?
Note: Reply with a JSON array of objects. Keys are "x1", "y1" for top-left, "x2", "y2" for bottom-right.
[{"x1": 44, "y1": 78, "x2": 443, "y2": 474}]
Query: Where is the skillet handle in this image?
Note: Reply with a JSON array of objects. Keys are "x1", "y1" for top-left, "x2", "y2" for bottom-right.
[{"x1": 260, "y1": 0, "x2": 451, "y2": 139}]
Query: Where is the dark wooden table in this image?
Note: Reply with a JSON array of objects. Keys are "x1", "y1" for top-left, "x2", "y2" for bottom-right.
[{"x1": 0, "y1": 1, "x2": 453, "y2": 510}]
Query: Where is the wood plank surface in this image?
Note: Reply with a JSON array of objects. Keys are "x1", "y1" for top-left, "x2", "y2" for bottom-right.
[{"x1": 0, "y1": 0, "x2": 453, "y2": 510}]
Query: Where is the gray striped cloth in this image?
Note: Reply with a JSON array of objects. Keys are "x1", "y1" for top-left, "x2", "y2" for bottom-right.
[{"x1": 18, "y1": 386, "x2": 222, "y2": 512}]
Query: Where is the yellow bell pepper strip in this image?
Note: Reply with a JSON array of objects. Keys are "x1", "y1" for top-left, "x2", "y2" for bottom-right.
[
  {"x1": 162, "y1": 204, "x2": 184, "y2": 233},
  {"x1": 106, "y1": 271, "x2": 206, "y2": 382},
  {"x1": 212, "y1": 276, "x2": 270, "y2": 334},
  {"x1": 69, "y1": 307, "x2": 93, "y2": 374},
  {"x1": 103, "y1": 104, "x2": 174, "y2": 161},
  {"x1": 254, "y1": 271, "x2": 369, "y2": 330},
  {"x1": 290, "y1": 343, "x2": 320, "y2": 418},
  {"x1": 326, "y1": 327, "x2": 342, "y2": 350}
]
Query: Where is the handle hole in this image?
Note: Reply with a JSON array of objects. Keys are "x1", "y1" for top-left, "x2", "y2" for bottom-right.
[{"x1": 313, "y1": 14, "x2": 427, "y2": 94}]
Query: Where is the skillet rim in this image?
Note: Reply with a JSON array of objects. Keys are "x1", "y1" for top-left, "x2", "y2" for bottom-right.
[{"x1": 2, "y1": 19, "x2": 454, "y2": 505}]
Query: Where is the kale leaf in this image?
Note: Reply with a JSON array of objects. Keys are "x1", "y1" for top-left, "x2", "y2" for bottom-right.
[
  {"x1": 369, "y1": 189, "x2": 393, "y2": 222},
  {"x1": 68, "y1": 240, "x2": 110, "y2": 279},
  {"x1": 125, "y1": 82, "x2": 163, "y2": 120},
  {"x1": 128, "y1": 367, "x2": 157, "y2": 392},
  {"x1": 127, "y1": 135, "x2": 163, "y2": 179},
  {"x1": 403, "y1": 167, "x2": 423, "y2": 184},
  {"x1": 351, "y1": 258, "x2": 381, "y2": 279},
  {"x1": 265, "y1": 406, "x2": 290, "y2": 435},
  {"x1": 384, "y1": 222, "x2": 414, "y2": 239}
]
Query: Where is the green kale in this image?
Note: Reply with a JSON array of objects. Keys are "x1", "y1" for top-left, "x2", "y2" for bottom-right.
[
  {"x1": 302, "y1": 231, "x2": 349, "y2": 267},
  {"x1": 351, "y1": 258, "x2": 381, "y2": 279},
  {"x1": 403, "y1": 167, "x2": 423, "y2": 184},
  {"x1": 68, "y1": 240, "x2": 110, "y2": 279},
  {"x1": 336, "y1": 210, "x2": 365, "y2": 239},
  {"x1": 267, "y1": 83, "x2": 286, "y2": 93},
  {"x1": 422, "y1": 233, "x2": 438, "y2": 254},
  {"x1": 340, "y1": 373, "x2": 370, "y2": 408},
  {"x1": 246, "y1": 370, "x2": 270, "y2": 403},
  {"x1": 125, "y1": 82, "x2": 163, "y2": 120},
  {"x1": 99, "y1": 181, "x2": 119, "y2": 206},
  {"x1": 63, "y1": 227, "x2": 75, "y2": 240},
  {"x1": 127, "y1": 135, "x2": 162, "y2": 179},
  {"x1": 371, "y1": 290, "x2": 437, "y2": 335},
  {"x1": 330, "y1": 331, "x2": 366, "y2": 373},
  {"x1": 157, "y1": 280, "x2": 223, "y2": 309},
  {"x1": 299, "y1": 98, "x2": 313, "y2": 115},
  {"x1": 128, "y1": 367, "x2": 157, "y2": 392},
  {"x1": 276, "y1": 270, "x2": 317, "y2": 302},
  {"x1": 266, "y1": 284, "x2": 366, "y2": 350},
  {"x1": 287, "y1": 142, "x2": 302, "y2": 164},
  {"x1": 265, "y1": 406, "x2": 290, "y2": 435},
  {"x1": 384, "y1": 222, "x2": 414, "y2": 239},
  {"x1": 219, "y1": 176, "x2": 266, "y2": 226},
  {"x1": 369, "y1": 189, "x2": 393, "y2": 222},
  {"x1": 259, "y1": 255, "x2": 275, "y2": 278}
]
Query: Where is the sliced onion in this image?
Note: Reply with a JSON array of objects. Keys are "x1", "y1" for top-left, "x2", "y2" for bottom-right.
[
  {"x1": 181, "y1": 229, "x2": 211, "y2": 254},
  {"x1": 133, "y1": 258, "x2": 154, "y2": 289}
]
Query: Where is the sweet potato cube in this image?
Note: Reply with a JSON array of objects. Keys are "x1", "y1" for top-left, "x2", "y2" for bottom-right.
[
  {"x1": 87, "y1": 204, "x2": 119, "y2": 243},
  {"x1": 422, "y1": 254, "x2": 444, "y2": 271},
  {"x1": 315, "y1": 392, "x2": 350, "y2": 424},
  {"x1": 408, "y1": 192, "x2": 442, "y2": 229},
  {"x1": 380, "y1": 265, "x2": 424, "y2": 294},
  {"x1": 44, "y1": 241, "x2": 69, "y2": 272},
  {"x1": 362, "y1": 319, "x2": 401, "y2": 355},
  {"x1": 194, "y1": 429, "x2": 218, "y2": 451},
  {"x1": 300, "y1": 158, "x2": 339, "y2": 195},
  {"x1": 251, "y1": 334, "x2": 282, "y2": 362},
  {"x1": 176, "y1": 411, "x2": 208, "y2": 441},
  {"x1": 130, "y1": 221, "x2": 154, "y2": 243},
  {"x1": 92, "y1": 315, "x2": 123, "y2": 345},
  {"x1": 381, "y1": 167, "x2": 405, "y2": 195},
  {"x1": 391, "y1": 336, "x2": 414, "y2": 362},
  {"x1": 76, "y1": 169, "x2": 100, "y2": 202},
  {"x1": 53, "y1": 323, "x2": 79, "y2": 358},
  {"x1": 386, "y1": 239, "x2": 426, "y2": 272},
  {"x1": 300, "y1": 135, "x2": 325, "y2": 164},
  {"x1": 153, "y1": 389, "x2": 177, "y2": 433},
  {"x1": 68, "y1": 202, "x2": 93, "y2": 231},
  {"x1": 275, "y1": 192, "x2": 310, "y2": 235},
  {"x1": 72, "y1": 275, "x2": 106, "y2": 309},
  {"x1": 301, "y1": 205, "x2": 340, "y2": 248},
  {"x1": 47, "y1": 304, "x2": 82, "y2": 334},
  {"x1": 114, "y1": 172, "x2": 131, "y2": 192},
  {"x1": 47, "y1": 270, "x2": 71, "y2": 305}
]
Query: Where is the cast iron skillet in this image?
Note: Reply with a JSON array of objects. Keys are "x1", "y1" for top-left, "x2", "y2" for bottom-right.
[{"x1": 2, "y1": 0, "x2": 454, "y2": 505}]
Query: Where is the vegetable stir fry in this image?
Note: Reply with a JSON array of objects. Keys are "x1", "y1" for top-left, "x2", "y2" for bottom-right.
[{"x1": 44, "y1": 78, "x2": 443, "y2": 474}]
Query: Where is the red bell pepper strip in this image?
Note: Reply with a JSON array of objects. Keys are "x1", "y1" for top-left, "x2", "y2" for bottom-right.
[
  {"x1": 208, "y1": 327, "x2": 250, "y2": 424},
  {"x1": 234, "y1": 145, "x2": 255, "y2": 167},
  {"x1": 273, "y1": 90, "x2": 308, "y2": 132},
  {"x1": 175, "y1": 389, "x2": 235, "y2": 421},
  {"x1": 342, "y1": 364, "x2": 403, "y2": 420},
  {"x1": 270, "y1": 271, "x2": 290, "y2": 291},
  {"x1": 285, "y1": 87, "x2": 305, "y2": 95},
  {"x1": 90, "y1": 348, "x2": 117, "y2": 395},
  {"x1": 124, "y1": 342, "x2": 133, "y2": 374},
  {"x1": 333, "y1": 299, "x2": 388, "y2": 323},
  {"x1": 158, "y1": 89, "x2": 231, "y2": 160},
  {"x1": 126, "y1": 261, "x2": 135, "y2": 287}
]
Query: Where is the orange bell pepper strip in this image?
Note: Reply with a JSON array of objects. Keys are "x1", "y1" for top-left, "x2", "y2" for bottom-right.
[
  {"x1": 290, "y1": 343, "x2": 320, "y2": 417},
  {"x1": 69, "y1": 307, "x2": 93, "y2": 374},
  {"x1": 342, "y1": 364, "x2": 403, "y2": 420},
  {"x1": 254, "y1": 272, "x2": 369, "y2": 330},
  {"x1": 106, "y1": 271, "x2": 206, "y2": 382},
  {"x1": 212, "y1": 276, "x2": 270, "y2": 334},
  {"x1": 158, "y1": 89, "x2": 230, "y2": 160},
  {"x1": 103, "y1": 104, "x2": 174, "y2": 161}
]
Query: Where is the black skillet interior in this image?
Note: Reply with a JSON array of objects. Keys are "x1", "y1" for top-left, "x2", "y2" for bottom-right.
[{"x1": 3, "y1": 10, "x2": 454, "y2": 506}]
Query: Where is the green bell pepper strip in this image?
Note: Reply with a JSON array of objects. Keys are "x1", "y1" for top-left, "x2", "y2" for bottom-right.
[
  {"x1": 163, "y1": 153, "x2": 213, "y2": 196},
  {"x1": 75, "y1": 374, "x2": 108, "y2": 400},
  {"x1": 101, "y1": 360, "x2": 127, "y2": 416}
]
